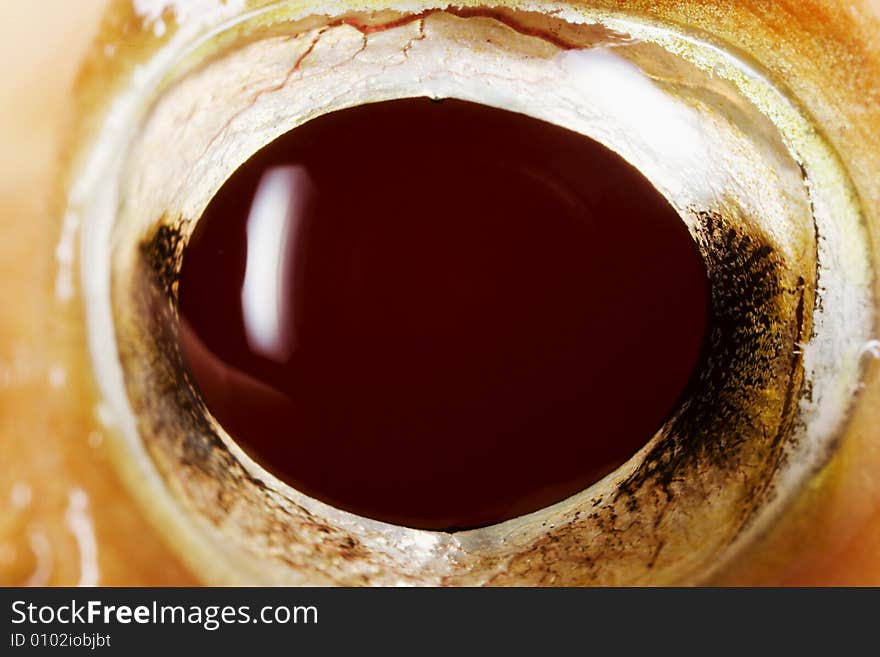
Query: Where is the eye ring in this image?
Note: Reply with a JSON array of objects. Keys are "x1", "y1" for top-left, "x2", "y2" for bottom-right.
[{"x1": 66, "y1": 1, "x2": 875, "y2": 585}]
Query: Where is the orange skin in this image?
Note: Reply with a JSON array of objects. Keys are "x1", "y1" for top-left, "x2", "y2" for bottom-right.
[{"x1": 0, "y1": 0, "x2": 877, "y2": 585}]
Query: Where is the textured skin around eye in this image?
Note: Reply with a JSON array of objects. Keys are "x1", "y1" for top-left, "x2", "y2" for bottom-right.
[
  {"x1": 0, "y1": 0, "x2": 197, "y2": 586},
  {"x1": 1, "y1": 0, "x2": 879, "y2": 585}
]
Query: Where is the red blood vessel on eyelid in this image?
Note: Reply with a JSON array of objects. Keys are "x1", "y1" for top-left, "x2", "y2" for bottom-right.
[{"x1": 177, "y1": 97, "x2": 710, "y2": 531}]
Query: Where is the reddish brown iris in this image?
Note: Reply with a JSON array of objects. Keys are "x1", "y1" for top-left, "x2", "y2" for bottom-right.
[{"x1": 177, "y1": 97, "x2": 709, "y2": 530}]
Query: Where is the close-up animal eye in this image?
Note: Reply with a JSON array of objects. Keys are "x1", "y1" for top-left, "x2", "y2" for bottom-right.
[{"x1": 1, "y1": 0, "x2": 879, "y2": 587}]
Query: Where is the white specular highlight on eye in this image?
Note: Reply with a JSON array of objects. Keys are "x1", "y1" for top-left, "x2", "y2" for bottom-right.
[{"x1": 241, "y1": 165, "x2": 314, "y2": 362}]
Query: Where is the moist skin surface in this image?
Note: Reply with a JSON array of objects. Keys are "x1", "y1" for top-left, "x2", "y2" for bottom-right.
[{"x1": 177, "y1": 97, "x2": 709, "y2": 530}]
